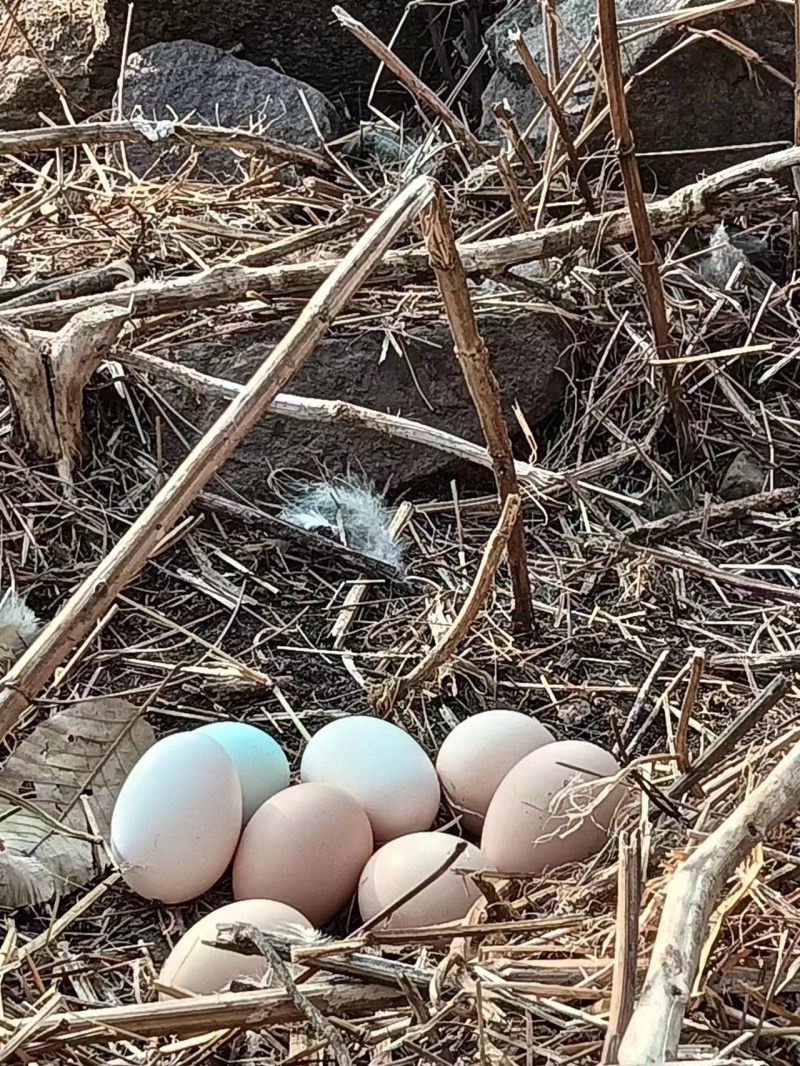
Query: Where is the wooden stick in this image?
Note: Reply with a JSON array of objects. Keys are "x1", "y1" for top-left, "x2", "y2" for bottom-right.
[
  {"x1": 510, "y1": 31, "x2": 595, "y2": 213},
  {"x1": 0, "y1": 176, "x2": 437, "y2": 743},
  {"x1": 332, "y1": 6, "x2": 486, "y2": 158},
  {"x1": 596, "y1": 0, "x2": 692, "y2": 461},
  {"x1": 492, "y1": 100, "x2": 539, "y2": 182},
  {"x1": 4, "y1": 147, "x2": 793, "y2": 331},
  {"x1": 674, "y1": 648, "x2": 705, "y2": 775},
  {"x1": 0, "y1": 118, "x2": 333, "y2": 172},
  {"x1": 421, "y1": 187, "x2": 534, "y2": 633},
  {"x1": 602, "y1": 830, "x2": 641, "y2": 1063},
  {"x1": 617, "y1": 733, "x2": 800, "y2": 1062}
]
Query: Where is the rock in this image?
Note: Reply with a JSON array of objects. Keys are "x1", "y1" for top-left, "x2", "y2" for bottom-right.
[
  {"x1": 0, "y1": 0, "x2": 435, "y2": 130},
  {"x1": 719, "y1": 451, "x2": 765, "y2": 501},
  {"x1": 481, "y1": 0, "x2": 794, "y2": 189},
  {"x1": 156, "y1": 313, "x2": 569, "y2": 492},
  {"x1": 117, "y1": 41, "x2": 342, "y2": 179}
]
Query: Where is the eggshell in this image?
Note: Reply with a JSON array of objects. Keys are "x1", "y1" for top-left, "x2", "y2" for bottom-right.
[
  {"x1": 194, "y1": 721, "x2": 290, "y2": 825},
  {"x1": 300, "y1": 716, "x2": 440, "y2": 842},
  {"x1": 111, "y1": 732, "x2": 242, "y2": 904},
  {"x1": 481, "y1": 741, "x2": 624, "y2": 875},
  {"x1": 358, "y1": 832, "x2": 493, "y2": 930},
  {"x1": 159, "y1": 898, "x2": 313, "y2": 997},
  {"x1": 436, "y1": 710, "x2": 555, "y2": 834},
  {"x1": 233, "y1": 782, "x2": 373, "y2": 925}
]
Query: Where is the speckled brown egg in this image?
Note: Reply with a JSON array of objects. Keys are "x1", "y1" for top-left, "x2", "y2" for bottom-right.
[
  {"x1": 481, "y1": 741, "x2": 625, "y2": 874},
  {"x1": 358, "y1": 832, "x2": 493, "y2": 930},
  {"x1": 159, "y1": 898, "x2": 313, "y2": 997},
  {"x1": 436, "y1": 710, "x2": 555, "y2": 834},
  {"x1": 232, "y1": 782, "x2": 373, "y2": 925}
]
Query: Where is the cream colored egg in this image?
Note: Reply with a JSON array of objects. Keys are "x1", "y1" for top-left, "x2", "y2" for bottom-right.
[
  {"x1": 159, "y1": 898, "x2": 313, "y2": 997},
  {"x1": 233, "y1": 782, "x2": 373, "y2": 925},
  {"x1": 436, "y1": 710, "x2": 555, "y2": 834},
  {"x1": 111, "y1": 732, "x2": 242, "y2": 904},
  {"x1": 300, "y1": 716, "x2": 440, "y2": 843},
  {"x1": 481, "y1": 740, "x2": 625, "y2": 875},
  {"x1": 358, "y1": 832, "x2": 493, "y2": 930}
]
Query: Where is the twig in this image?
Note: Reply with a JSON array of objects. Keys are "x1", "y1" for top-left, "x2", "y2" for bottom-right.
[
  {"x1": 510, "y1": 31, "x2": 595, "y2": 213},
  {"x1": 675, "y1": 649, "x2": 705, "y2": 775},
  {"x1": 0, "y1": 175, "x2": 438, "y2": 743},
  {"x1": 420, "y1": 186, "x2": 534, "y2": 633},
  {"x1": 492, "y1": 100, "x2": 539, "y2": 181},
  {"x1": 627, "y1": 486, "x2": 800, "y2": 544},
  {"x1": 332, "y1": 6, "x2": 486, "y2": 159},
  {"x1": 596, "y1": 0, "x2": 692, "y2": 460},
  {"x1": 374, "y1": 494, "x2": 520, "y2": 713},
  {"x1": 618, "y1": 730, "x2": 800, "y2": 1062},
  {"x1": 602, "y1": 830, "x2": 642, "y2": 1063},
  {"x1": 670, "y1": 674, "x2": 792, "y2": 799},
  {"x1": 495, "y1": 152, "x2": 535, "y2": 229}
]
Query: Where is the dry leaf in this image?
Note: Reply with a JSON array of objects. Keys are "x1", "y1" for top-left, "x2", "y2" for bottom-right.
[{"x1": 0, "y1": 697, "x2": 155, "y2": 908}]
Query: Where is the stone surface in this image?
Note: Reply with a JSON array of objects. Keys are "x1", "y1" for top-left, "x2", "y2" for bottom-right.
[
  {"x1": 117, "y1": 41, "x2": 342, "y2": 179},
  {"x1": 156, "y1": 313, "x2": 569, "y2": 492},
  {"x1": 0, "y1": 0, "x2": 437, "y2": 129},
  {"x1": 719, "y1": 451, "x2": 766, "y2": 501},
  {"x1": 481, "y1": 0, "x2": 794, "y2": 189}
]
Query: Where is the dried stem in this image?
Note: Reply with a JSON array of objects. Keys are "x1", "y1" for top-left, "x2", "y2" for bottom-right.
[
  {"x1": 420, "y1": 186, "x2": 534, "y2": 633},
  {"x1": 675, "y1": 648, "x2": 705, "y2": 775},
  {"x1": 496, "y1": 152, "x2": 535, "y2": 229},
  {"x1": 596, "y1": 0, "x2": 692, "y2": 461},
  {"x1": 492, "y1": 100, "x2": 540, "y2": 182},
  {"x1": 0, "y1": 176, "x2": 437, "y2": 743},
  {"x1": 510, "y1": 31, "x2": 595, "y2": 213},
  {"x1": 602, "y1": 830, "x2": 641, "y2": 1063}
]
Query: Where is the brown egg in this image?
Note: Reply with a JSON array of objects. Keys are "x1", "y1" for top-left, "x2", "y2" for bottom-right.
[
  {"x1": 358, "y1": 832, "x2": 493, "y2": 930},
  {"x1": 436, "y1": 710, "x2": 555, "y2": 834},
  {"x1": 232, "y1": 783, "x2": 373, "y2": 925},
  {"x1": 159, "y1": 898, "x2": 313, "y2": 997},
  {"x1": 481, "y1": 741, "x2": 625, "y2": 874}
]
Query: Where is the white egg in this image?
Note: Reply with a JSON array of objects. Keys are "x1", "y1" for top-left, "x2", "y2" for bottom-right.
[
  {"x1": 111, "y1": 732, "x2": 242, "y2": 904},
  {"x1": 300, "y1": 716, "x2": 440, "y2": 843},
  {"x1": 194, "y1": 721, "x2": 290, "y2": 824}
]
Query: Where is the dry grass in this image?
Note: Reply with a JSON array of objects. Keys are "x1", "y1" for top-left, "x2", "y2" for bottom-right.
[{"x1": 1, "y1": 5, "x2": 800, "y2": 1063}]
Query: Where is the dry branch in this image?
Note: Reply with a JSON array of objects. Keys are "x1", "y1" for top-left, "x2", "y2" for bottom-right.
[
  {"x1": 421, "y1": 187, "x2": 534, "y2": 633},
  {"x1": 0, "y1": 176, "x2": 437, "y2": 743},
  {"x1": 618, "y1": 732, "x2": 800, "y2": 1061},
  {"x1": 5, "y1": 145, "x2": 794, "y2": 331},
  {"x1": 597, "y1": 0, "x2": 691, "y2": 459}
]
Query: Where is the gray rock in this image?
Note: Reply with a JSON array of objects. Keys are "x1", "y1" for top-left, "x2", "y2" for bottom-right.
[
  {"x1": 0, "y1": 0, "x2": 435, "y2": 129},
  {"x1": 719, "y1": 451, "x2": 766, "y2": 501},
  {"x1": 117, "y1": 41, "x2": 341, "y2": 179},
  {"x1": 482, "y1": 0, "x2": 794, "y2": 189},
  {"x1": 156, "y1": 313, "x2": 569, "y2": 492}
]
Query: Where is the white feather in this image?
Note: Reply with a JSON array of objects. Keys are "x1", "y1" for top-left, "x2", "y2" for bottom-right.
[
  {"x1": 0, "y1": 590, "x2": 40, "y2": 667},
  {"x1": 279, "y1": 477, "x2": 403, "y2": 571}
]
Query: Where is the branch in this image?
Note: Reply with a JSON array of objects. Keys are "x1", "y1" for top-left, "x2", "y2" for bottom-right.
[{"x1": 0, "y1": 320, "x2": 58, "y2": 457}]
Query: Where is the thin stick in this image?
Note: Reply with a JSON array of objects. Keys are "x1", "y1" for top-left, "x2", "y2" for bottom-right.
[
  {"x1": 510, "y1": 31, "x2": 595, "y2": 213},
  {"x1": 675, "y1": 648, "x2": 705, "y2": 775},
  {"x1": 492, "y1": 100, "x2": 539, "y2": 181},
  {"x1": 421, "y1": 186, "x2": 534, "y2": 633},
  {"x1": 670, "y1": 674, "x2": 792, "y2": 799},
  {"x1": 618, "y1": 732, "x2": 800, "y2": 1062},
  {"x1": 602, "y1": 830, "x2": 641, "y2": 1063},
  {"x1": 332, "y1": 6, "x2": 485, "y2": 158},
  {"x1": 496, "y1": 152, "x2": 535, "y2": 229},
  {"x1": 0, "y1": 176, "x2": 437, "y2": 743},
  {"x1": 794, "y1": 0, "x2": 800, "y2": 145},
  {"x1": 596, "y1": 0, "x2": 691, "y2": 460},
  {"x1": 375, "y1": 494, "x2": 520, "y2": 713}
]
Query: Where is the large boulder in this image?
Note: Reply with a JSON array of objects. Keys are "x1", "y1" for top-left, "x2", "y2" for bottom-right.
[
  {"x1": 118, "y1": 41, "x2": 342, "y2": 179},
  {"x1": 481, "y1": 0, "x2": 794, "y2": 189},
  {"x1": 0, "y1": 0, "x2": 435, "y2": 129},
  {"x1": 157, "y1": 312, "x2": 570, "y2": 491}
]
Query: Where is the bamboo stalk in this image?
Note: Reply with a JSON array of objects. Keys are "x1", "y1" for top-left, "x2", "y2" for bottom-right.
[
  {"x1": 420, "y1": 186, "x2": 534, "y2": 633},
  {"x1": 0, "y1": 176, "x2": 437, "y2": 743}
]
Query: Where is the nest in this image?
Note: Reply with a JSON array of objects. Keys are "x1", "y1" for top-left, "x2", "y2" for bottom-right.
[{"x1": 0, "y1": 4, "x2": 799, "y2": 1065}]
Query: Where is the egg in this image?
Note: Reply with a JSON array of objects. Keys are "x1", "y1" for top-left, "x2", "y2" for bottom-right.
[
  {"x1": 358, "y1": 832, "x2": 493, "y2": 930},
  {"x1": 436, "y1": 710, "x2": 555, "y2": 834},
  {"x1": 233, "y1": 782, "x2": 373, "y2": 925},
  {"x1": 481, "y1": 740, "x2": 625, "y2": 875},
  {"x1": 300, "y1": 716, "x2": 440, "y2": 842},
  {"x1": 194, "y1": 721, "x2": 290, "y2": 825},
  {"x1": 111, "y1": 732, "x2": 242, "y2": 904},
  {"x1": 159, "y1": 898, "x2": 313, "y2": 997}
]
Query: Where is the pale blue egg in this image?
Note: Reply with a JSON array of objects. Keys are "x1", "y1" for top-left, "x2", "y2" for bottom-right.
[{"x1": 195, "y1": 722, "x2": 290, "y2": 825}]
